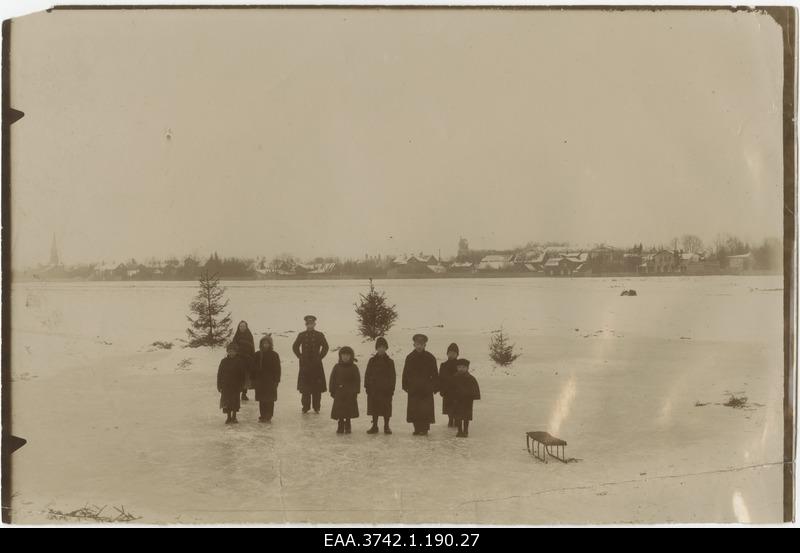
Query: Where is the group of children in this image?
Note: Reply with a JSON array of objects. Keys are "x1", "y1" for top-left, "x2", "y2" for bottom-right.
[
  {"x1": 216, "y1": 321, "x2": 281, "y2": 424},
  {"x1": 216, "y1": 320, "x2": 480, "y2": 437}
]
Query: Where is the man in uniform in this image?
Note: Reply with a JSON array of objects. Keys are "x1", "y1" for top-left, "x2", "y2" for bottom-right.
[{"x1": 292, "y1": 315, "x2": 329, "y2": 413}]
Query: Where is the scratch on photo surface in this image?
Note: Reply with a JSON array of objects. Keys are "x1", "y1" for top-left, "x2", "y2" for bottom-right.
[{"x1": 456, "y1": 461, "x2": 786, "y2": 508}]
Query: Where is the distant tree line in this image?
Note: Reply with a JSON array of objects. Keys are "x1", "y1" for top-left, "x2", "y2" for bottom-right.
[{"x1": 19, "y1": 233, "x2": 783, "y2": 281}]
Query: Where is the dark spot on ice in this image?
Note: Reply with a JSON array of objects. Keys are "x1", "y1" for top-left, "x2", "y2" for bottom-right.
[{"x1": 723, "y1": 395, "x2": 748, "y2": 409}]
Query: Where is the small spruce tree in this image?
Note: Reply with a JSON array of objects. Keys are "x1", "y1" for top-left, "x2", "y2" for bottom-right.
[
  {"x1": 186, "y1": 270, "x2": 233, "y2": 347},
  {"x1": 489, "y1": 327, "x2": 520, "y2": 366},
  {"x1": 354, "y1": 278, "x2": 399, "y2": 340}
]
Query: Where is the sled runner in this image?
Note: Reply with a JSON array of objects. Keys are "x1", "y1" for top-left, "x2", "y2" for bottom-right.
[{"x1": 526, "y1": 431, "x2": 567, "y2": 463}]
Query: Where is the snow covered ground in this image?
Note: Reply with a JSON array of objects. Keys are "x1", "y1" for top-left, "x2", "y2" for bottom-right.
[{"x1": 8, "y1": 276, "x2": 786, "y2": 523}]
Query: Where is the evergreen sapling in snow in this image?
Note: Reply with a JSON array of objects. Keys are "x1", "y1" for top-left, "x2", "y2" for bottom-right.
[
  {"x1": 186, "y1": 270, "x2": 233, "y2": 347},
  {"x1": 489, "y1": 327, "x2": 520, "y2": 366},
  {"x1": 354, "y1": 278, "x2": 399, "y2": 340}
]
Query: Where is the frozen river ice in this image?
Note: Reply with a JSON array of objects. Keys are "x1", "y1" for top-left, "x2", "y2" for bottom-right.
[{"x1": 8, "y1": 275, "x2": 786, "y2": 523}]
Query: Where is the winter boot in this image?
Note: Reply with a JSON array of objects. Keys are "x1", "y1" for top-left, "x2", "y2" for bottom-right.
[
  {"x1": 367, "y1": 417, "x2": 379, "y2": 434},
  {"x1": 336, "y1": 420, "x2": 344, "y2": 434},
  {"x1": 225, "y1": 413, "x2": 232, "y2": 424},
  {"x1": 345, "y1": 419, "x2": 352, "y2": 434},
  {"x1": 231, "y1": 413, "x2": 239, "y2": 424},
  {"x1": 383, "y1": 418, "x2": 392, "y2": 435},
  {"x1": 463, "y1": 421, "x2": 470, "y2": 437}
]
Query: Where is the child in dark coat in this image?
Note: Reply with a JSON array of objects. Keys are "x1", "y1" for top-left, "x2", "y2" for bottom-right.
[
  {"x1": 329, "y1": 346, "x2": 361, "y2": 434},
  {"x1": 451, "y1": 359, "x2": 481, "y2": 437},
  {"x1": 232, "y1": 321, "x2": 256, "y2": 401},
  {"x1": 402, "y1": 334, "x2": 439, "y2": 436},
  {"x1": 253, "y1": 335, "x2": 281, "y2": 422},
  {"x1": 438, "y1": 343, "x2": 460, "y2": 428},
  {"x1": 218, "y1": 343, "x2": 246, "y2": 424},
  {"x1": 364, "y1": 337, "x2": 396, "y2": 435}
]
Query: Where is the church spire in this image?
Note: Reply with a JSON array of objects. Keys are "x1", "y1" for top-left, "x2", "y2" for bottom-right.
[{"x1": 49, "y1": 234, "x2": 60, "y2": 266}]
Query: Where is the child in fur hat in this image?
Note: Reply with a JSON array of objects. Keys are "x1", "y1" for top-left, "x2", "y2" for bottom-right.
[
  {"x1": 364, "y1": 337, "x2": 396, "y2": 434},
  {"x1": 439, "y1": 342, "x2": 460, "y2": 427},
  {"x1": 329, "y1": 346, "x2": 361, "y2": 434},
  {"x1": 451, "y1": 358, "x2": 481, "y2": 437}
]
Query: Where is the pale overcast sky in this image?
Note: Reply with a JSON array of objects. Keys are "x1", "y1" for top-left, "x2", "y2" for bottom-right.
[{"x1": 9, "y1": 8, "x2": 784, "y2": 267}]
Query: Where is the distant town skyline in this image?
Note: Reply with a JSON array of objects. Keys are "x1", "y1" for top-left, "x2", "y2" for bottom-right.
[
  {"x1": 10, "y1": 9, "x2": 784, "y2": 269},
  {"x1": 28, "y1": 231, "x2": 780, "y2": 270}
]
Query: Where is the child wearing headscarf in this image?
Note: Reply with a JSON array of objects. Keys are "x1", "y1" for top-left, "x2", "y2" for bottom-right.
[
  {"x1": 232, "y1": 321, "x2": 256, "y2": 401},
  {"x1": 253, "y1": 335, "x2": 281, "y2": 422},
  {"x1": 217, "y1": 342, "x2": 246, "y2": 424}
]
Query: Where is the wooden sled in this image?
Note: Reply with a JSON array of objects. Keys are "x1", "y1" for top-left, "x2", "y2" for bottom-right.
[{"x1": 526, "y1": 431, "x2": 567, "y2": 463}]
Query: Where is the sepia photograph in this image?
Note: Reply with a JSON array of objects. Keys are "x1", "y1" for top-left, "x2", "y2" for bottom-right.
[{"x1": 0, "y1": 2, "x2": 796, "y2": 530}]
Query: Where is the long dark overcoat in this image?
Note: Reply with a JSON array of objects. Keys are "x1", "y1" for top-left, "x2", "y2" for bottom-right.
[
  {"x1": 450, "y1": 372, "x2": 481, "y2": 421},
  {"x1": 232, "y1": 330, "x2": 256, "y2": 390},
  {"x1": 438, "y1": 358, "x2": 459, "y2": 415},
  {"x1": 253, "y1": 349, "x2": 281, "y2": 402},
  {"x1": 329, "y1": 362, "x2": 360, "y2": 419},
  {"x1": 217, "y1": 356, "x2": 246, "y2": 412},
  {"x1": 364, "y1": 354, "x2": 396, "y2": 417},
  {"x1": 401, "y1": 350, "x2": 439, "y2": 424},
  {"x1": 292, "y1": 330, "x2": 329, "y2": 394}
]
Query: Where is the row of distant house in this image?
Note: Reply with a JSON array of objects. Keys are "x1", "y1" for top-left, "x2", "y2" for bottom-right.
[
  {"x1": 45, "y1": 245, "x2": 754, "y2": 281},
  {"x1": 387, "y1": 246, "x2": 755, "y2": 276},
  {"x1": 259, "y1": 261, "x2": 338, "y2": 277}
]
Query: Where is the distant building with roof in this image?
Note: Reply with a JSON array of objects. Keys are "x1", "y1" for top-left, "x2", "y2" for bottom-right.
[
  {"x1": 543, "y1": 253, "x2": 588, "y2": 276},
  {"x1": 623, "y1": 253, "x2": 642, "y2": 272},
  {"x1": 389, "y1": 253, "x2": 439, "y2": 275},
  {"x1": 727, "y1": 252, "x2": 754, "y2": 272},
  {"x1": 448, "y1": 261, "x2": 475, "y2": 273},
  {"x1": 477, "y1": 254, "x2": 514, "y2": 271},
  {"x1": 639, "y1": 250, "x2": 679, "y2": 273},
  {"x1": 588, "y1": 245, "x2": 624, "y2": 273}
]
